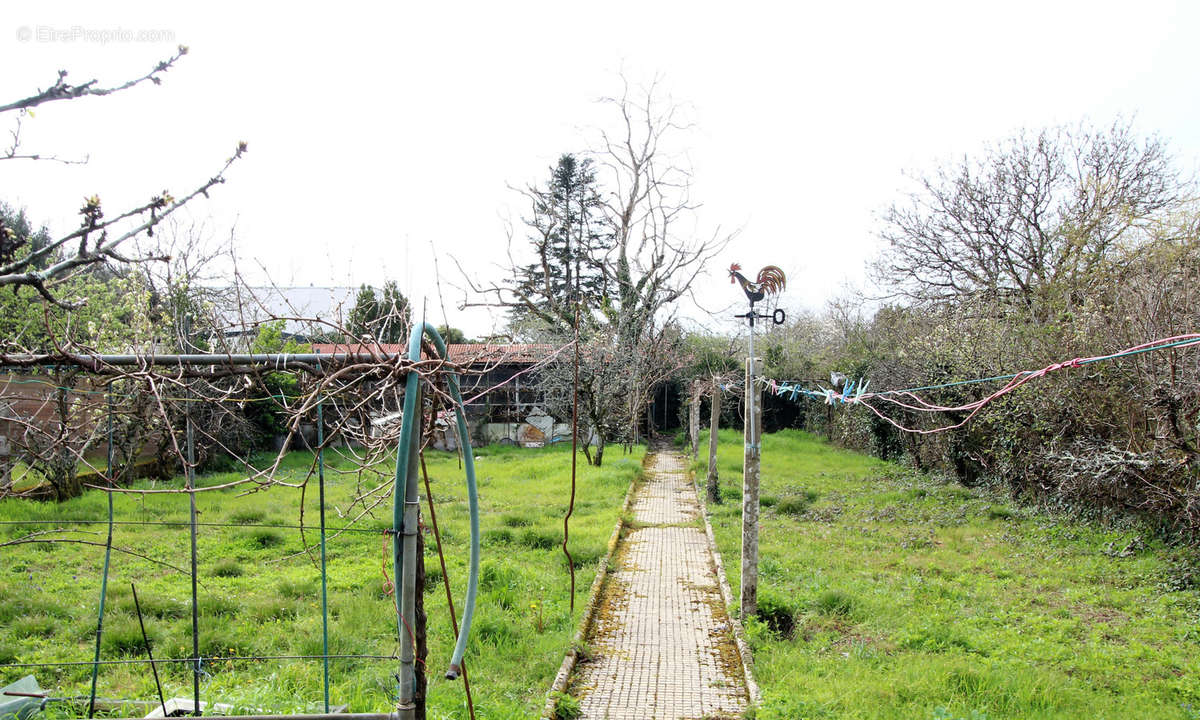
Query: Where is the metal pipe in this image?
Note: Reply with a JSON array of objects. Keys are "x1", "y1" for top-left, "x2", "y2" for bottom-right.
[
  {"x1": 391, "y1": 323, "x2": 479, "y2": 701},
  {"x1": 130, "y1": 582, "x2": 166, "y2": 714},
  {"x1": 186, "y1": 408, "x2": 201, "y2": 716},
  {"x1": 95, "y1": 713, "x2": 401, "y2": 720},
  {"x1": 397, "y1": 380, "x2": 422, "y2": 708},
  {"x1": 0, "y1": 352, "x2": 410, "y2": 368},
  {"x1": 317, "y1": 400, "x2": 330, "y2": 714}
]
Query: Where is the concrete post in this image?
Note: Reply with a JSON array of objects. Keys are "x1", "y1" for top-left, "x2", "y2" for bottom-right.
[
  {"x1": 707, "y1": 383, "x2": 721, "y2": 504},
  {"x1": 689, "y1": 384, "x2": 701, "y2": 462},
  {"x1": 740, "y1": 358, "x2": 762, "y2": 618}
]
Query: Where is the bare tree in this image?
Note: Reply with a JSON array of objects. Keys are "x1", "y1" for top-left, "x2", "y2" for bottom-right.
[
  {"x1": 457, "y1": 77, "x2": 730, "y2": 461},
  {"x1": 874, "y1": 120, "x2": 1185, "y2": 312},
  {"x1": 0, "y1": 47, "x2": 245, "y2": 306}
]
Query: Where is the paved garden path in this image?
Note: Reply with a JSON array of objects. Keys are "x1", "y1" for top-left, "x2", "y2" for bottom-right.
[{"x1": 567, "y1": 448, "x2": 749, "y2": 719}]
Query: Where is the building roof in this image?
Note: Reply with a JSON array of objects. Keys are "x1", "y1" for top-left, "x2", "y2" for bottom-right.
[{"x1": 309, "y1": 343, "x2": 554, "y2": 365}]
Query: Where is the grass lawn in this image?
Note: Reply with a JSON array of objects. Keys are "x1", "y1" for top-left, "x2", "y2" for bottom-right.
[
  {"x1": 1, "y1": 441, "x2": 645, "y2": 719},
  {"x1": 696, "y1": 429, "x2": 1200, "y2": 720}
]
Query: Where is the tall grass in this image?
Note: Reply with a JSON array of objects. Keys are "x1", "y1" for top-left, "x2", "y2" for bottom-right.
[
  {"x1": 698, "y1": 428, "x2": 1200, "y2": 720},
  {"x1": 1, "y1": 442, "x2": 645, "y2": 717}
]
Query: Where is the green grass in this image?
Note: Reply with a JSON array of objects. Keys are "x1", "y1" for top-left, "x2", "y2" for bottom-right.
[
  {"x1": 0, "y1": 442, "x2": 645, "y2": 718},
  {"x1": 697, "y1": 428, "x2": 1200, "y2": 720}
]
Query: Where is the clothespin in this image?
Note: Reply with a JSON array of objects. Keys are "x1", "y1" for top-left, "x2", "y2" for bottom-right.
[
  {"x1": 855, "y1": 378, "x2": 869, "y2": 400},
  {"x1": 842, "y1": 379, "x2": 855, "y2": 403}
]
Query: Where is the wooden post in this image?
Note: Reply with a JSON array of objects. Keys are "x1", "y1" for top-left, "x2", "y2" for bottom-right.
[
  {"x1": 707, "y1": 382, "x2": 721, "y2": 504},
  {"x1": 741, "y1": 357, "x2": 762, "y2": 618},
  {"x1": 689, "y1": 383, "x2": 700, "y2": 462}
]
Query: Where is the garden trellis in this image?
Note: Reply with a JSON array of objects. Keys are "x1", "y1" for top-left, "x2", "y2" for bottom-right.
[{"x1": 0, "y1": 324, "x2": 485, "y2": 720}]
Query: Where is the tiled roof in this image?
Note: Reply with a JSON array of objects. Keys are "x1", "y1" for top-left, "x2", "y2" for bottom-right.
[{"x1": 309, "y1": 343, "x2": 553, "y2": 365}]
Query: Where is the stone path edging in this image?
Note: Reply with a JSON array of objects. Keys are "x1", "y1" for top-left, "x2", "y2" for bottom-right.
[{"x1": 693, "y1": 472, "x2": 763, "y2": 707}]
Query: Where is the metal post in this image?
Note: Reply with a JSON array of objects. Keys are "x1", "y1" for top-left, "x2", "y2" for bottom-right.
[
  {"x1": 397, "y1": 381, "x2": 423, "y2": 717},
  {"x1": 87, "y1": 383, "x2": 115, "y2": 718},
  {"x1": 317, "y1": 401, "x2": 330, "y2": 714},
  {"x1": 186, "y1": 410, "x2": 201, "y2": 716}
]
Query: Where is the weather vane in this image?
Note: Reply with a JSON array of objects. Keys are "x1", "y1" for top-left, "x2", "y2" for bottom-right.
[
  {"x1": 729, "y1": 262, "x2": 787, "y2": 327},
  {"x1": 729, "y1": 262, "x2": 786, "y2": 454}
]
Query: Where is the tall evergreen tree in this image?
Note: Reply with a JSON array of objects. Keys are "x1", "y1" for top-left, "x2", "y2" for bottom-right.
[
  {"x1": 511, "y1": 154, "x2": 611, "y2": 331},
  {"x1": 377, "y1": 280, "x2": 410, "y2": 343},
  {"x1": 347, "y1": 284, "x2": 380, "y2": 340},
  {"x1": 348, "y1": 281, "x2": 410, "y2": 343}
]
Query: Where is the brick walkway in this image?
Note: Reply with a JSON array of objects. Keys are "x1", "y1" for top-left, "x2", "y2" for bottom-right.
[{"x1": 568, "y1": 449, "x2": 749, "y2": 719}]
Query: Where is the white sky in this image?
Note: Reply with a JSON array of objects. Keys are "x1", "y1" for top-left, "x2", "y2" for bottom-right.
[{"x1": 3, "y1": 1, "x2": 1198, "y2": 338}]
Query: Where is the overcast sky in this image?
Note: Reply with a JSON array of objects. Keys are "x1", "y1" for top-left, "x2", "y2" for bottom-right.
[{"x1": 3, "y1": 1, "x2": 1198, "y2": 337}]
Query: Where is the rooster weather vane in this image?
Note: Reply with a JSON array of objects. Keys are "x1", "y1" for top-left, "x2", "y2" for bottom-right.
[
  {"x1": 729, "y1": 262, "x2": 787, "y2": 327},
  {"x1": 729, "y1": 262, "x2": 786, "y2": 456}
]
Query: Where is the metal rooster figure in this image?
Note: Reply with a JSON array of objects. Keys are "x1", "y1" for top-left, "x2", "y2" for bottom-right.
[{"x1": 729, "y1": 263, "x2": 787, "y2": 308}]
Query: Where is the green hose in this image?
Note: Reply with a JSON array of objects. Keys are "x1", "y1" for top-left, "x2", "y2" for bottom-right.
[{"x1": 392, "y1": 323, "x2": 479, "y2": 693}]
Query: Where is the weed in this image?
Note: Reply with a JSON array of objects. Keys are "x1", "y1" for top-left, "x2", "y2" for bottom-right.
[
  {"x1": 931, "y1": 707, "x2": 990, "y2": 720},
  {"x1": 212, "y1": 559, "x2": 244, "y2": 577},
  {"x1": 501, "y1": 513, "x2": 534, "y2": 528},
  {"x1": 277, "y1": 579, "x2": 318, "y2": 599},
  {"x1": 518, "y1": 528, "x2": 559, "y2": 550},
  {"x1": 529, "y1": 590, "x2": 546, "y2": 633},
  {"x1": 814, "y1": 589, "x2": 855, "y2": 617},
  {"x1": 551, "y1": 691, "x2": 581, "y2": 720},
  {"x1": 986, "y1": 505, "x2": 1014, "y2": 520},
  {"x1": 483, "y1": 527, "x2": 514, "y2": 546},
  {"x1": 246, "y1": 528, "x2": 285, "y2": 548},
  {"x1": 755, "y1": 592, "x2": 798, "y2": 638},
  {"x1": 472, "y1": 616, "x2": 516, "y2": 645},
  {"x1": 200, "y1": 594, "x2": 241, "y2": 617},
  {"x1": 228, "y1": 508, "x2": 266, "y2": 524},
  {"x1": 10, "y1": 614, "x2": 59, "y2": 639},
  {"x1": 100, "y1": 615, "x2": 156, "y2": 655}
]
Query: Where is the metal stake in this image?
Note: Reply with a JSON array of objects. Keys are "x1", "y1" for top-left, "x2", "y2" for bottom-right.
[{"x1": 317, "y1": 401, "x2": 330, "y2": 713}]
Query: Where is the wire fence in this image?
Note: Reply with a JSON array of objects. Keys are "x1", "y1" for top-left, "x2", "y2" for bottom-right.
[{"x1": 0, "y1": 344, "x2": 496, "y2": 718}]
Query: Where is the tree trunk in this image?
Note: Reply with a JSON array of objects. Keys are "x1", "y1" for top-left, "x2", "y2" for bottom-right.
[
  {"x1": 707, "y1": 388, "x2": 721, "y2": 504},
  {"x1": 593, "y1": 435, "x2": 605, "y2": 467},
  {"x1": 741, "y1": 358, "x2": 762, "y2": 618}
]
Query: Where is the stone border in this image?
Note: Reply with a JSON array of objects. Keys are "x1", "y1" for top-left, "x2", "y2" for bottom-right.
[
  {"x1": 540, "y1": 458, "x2": 643, "y2": 719},
  {"x1": 693, "y1": 469, "x2": 763, "y2": 708}
]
